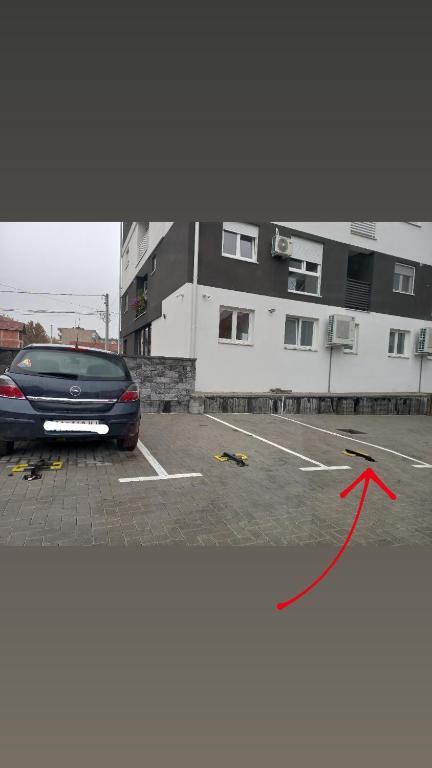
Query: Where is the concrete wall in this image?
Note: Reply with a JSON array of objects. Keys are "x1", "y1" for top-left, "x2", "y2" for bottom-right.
[
  {"x1": 197, "y1": 222, "x2": 432, "y2": 320},
  {"x1": 151, "y1": 282, "x2": 194, "y2": 358},
  {"x1": 192, "y1": 284, "x2": 432, "y2": 394},
  {"x1": 275, "y1": 222, "x2": 432, "y2": 264},
  {"x1": 124, "y1": 355, "x2": 196, "y2": 413}
]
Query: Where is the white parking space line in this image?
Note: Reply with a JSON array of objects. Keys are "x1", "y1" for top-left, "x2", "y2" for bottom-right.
[
  {"x1": 273, "y1": 414, "x2": 432, "y2": 469},
  {"x1": 119, "y1": 473, "x2": 202, "y2": 484},
  {"x1": 137, "y1": 440, "x2": 169, "y2": 478},
  {"x1": 205, "y1": 414, "x2": 351, "y2": 471},
  {"x1": 118, "y1": 440, "x2": 203, "y2": 483},
  {"x1": 299, "y1": 466, "x2": 351, "y2": 472}
]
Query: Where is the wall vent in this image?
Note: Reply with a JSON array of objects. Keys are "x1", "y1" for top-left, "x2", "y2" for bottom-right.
[{"x1": 350, "y1": 222, "x2": 376, "y2": 239}]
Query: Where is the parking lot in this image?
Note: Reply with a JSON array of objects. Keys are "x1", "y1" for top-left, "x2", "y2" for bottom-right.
[{"x1": 0, "y1": 412, "x2": 432, "y2": 546}]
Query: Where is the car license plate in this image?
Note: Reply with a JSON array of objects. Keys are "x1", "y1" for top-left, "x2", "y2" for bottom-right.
[
  {"x1": 44, "y1": 420, "x2": 109, "y2": 434},
  {"x1": 65, "y1": 420, "x2": 100, "y2": 425}
]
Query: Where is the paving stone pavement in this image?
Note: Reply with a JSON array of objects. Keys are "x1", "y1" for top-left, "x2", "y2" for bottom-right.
[{"x1": 0, "y1": 414, "x2": 431, "y2": 546}]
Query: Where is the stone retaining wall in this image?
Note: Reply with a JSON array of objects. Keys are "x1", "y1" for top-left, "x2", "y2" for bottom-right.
[
  {"x1": 2, "y1": 346, "x2": 431, "y2": 417},
  {"x1": 124, "y1": 355, "x2": 196, "y2": 413},
  {"x1": 1, "y1": 350, "x2": 196, "y2": 413},
  {"x1": 200, "y1": 393, "x2": 432, "y2": 416}
]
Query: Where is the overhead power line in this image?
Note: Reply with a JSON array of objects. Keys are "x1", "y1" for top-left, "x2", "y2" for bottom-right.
[
  {"x1": 0, "y1": 281, "x2": 110, "y2": 313},
  {"x1": 1, "y1": 308, "x2": 117, "y2": 315},
  {"x1": 0, "y1": 290, "x2": 104, "y2": 296},
  {"x1": 0, "y1": 281, "x2": 118, "y2": 350}
]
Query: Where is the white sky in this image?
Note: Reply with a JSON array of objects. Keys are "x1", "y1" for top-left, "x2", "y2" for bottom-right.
[{"x1": 0, "y1": 222, "x2": 121, "y2": 340}]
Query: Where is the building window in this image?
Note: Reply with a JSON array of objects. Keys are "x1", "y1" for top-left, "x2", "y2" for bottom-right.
[
  {"x1": 222, "y1": 222, "x2": 258, "y2": 262},
  {"x1": 152, "y1": 254, "x2": 157, "y2": 273},
  {"x1": 350, "y1": 222, "x2": 376, "y2": 239},
  {"x1": 134, "y1": 326, "x2": 150, "y2": 356},
  {"x1": 388, "y1": 329, "x2": 409, "y2": 357},
  {"x1": 393, "y1": 263, "x2": 415, "y2": 294},
  {"x1": 124, "y1": 247, "x2": 130, "y2": 269},
  {"x1": 133, "y1": 275, "x2": 148, "y2": 317},
  {"x1": 218, "y1": 307, "x2": 254, "y2": 345},
  {"x1": 123, "y1": 338, "x2": 128, "y2": 355},
  {"x1": 143, "y1": 324, "x2": 151, "y2": 356},
  {"x1": 123, "y1": 293, "x2": 129, "y2": 312},
  {"x1": 343, "y1": 323, "x2": 360, "y2": 354},
  {"x1": 288, "y1": 258, "x2": 321, "y2": 296},
  {"x1": 284, "y1": 316, "x2": 317, "y2": 350}
]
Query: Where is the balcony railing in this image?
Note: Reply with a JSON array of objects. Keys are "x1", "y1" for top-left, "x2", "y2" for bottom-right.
[{"x1": 345, "y1": 278, "x2": 370, "y2": 311}]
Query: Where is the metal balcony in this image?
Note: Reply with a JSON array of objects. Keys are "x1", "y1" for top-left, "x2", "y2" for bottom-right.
[{"x1": 345, "y1": 278, "x2": 370, "y2": 311}]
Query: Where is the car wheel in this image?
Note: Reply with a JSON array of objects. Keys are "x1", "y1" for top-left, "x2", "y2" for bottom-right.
[
  {"x1": 0, "y1": 440, "x2": 14, "y2": 456},
  {"x1": 117, "y1": 434, "x2": 139, "y2": 452}
]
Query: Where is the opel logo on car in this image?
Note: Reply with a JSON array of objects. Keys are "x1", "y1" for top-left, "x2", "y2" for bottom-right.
[{"x1": 70, "y1": 386, "x2": 81, "y2": 397}]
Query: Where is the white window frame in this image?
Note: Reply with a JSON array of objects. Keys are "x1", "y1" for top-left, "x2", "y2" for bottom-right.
[
  {"x1": 343, "y1": 323, "x2": 360, "y2": 354},
  {"x1": 151, "y1": 254, "x2": 157, "y2": 274},
  {"x1": 222, "y1": 222, "x2": 258, "y2": 263},
  {"x1": 287, "y1": 259, "x2": 322, "y2": 297},
  {"x1": 124, "y1": 246, "x2": 130, "y2": 270},
  {"x1": 218, "y1": 307, "x2": 254, "y2": 346},
  {"x1": 393, "y1": 263, "x2": 415, "y2": 295},
  {"x1": 124, "y1": 293, "x2": 129, "y2": 312},
  {"x1": 388, "y1": 329, "x2": 410, "y2": 358},
  {"x1": 284, "y1": 316, "x2": 318, "y2": 351}
]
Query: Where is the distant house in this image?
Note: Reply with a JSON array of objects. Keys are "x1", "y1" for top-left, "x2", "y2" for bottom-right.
[
  {"x1": 57, "y1": 326, "x2": 118, "y2": 353},
  {"x1": 58, "y1": 326, "x2": 101, "y2": 344},
  {"x1": 0, "y1": 315, "x2": 24, "y2": 349}
]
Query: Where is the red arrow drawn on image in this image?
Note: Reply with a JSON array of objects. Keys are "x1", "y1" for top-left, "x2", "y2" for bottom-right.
[{"x1": 276, "y1": 468, "x2": 397, "y2": 611}]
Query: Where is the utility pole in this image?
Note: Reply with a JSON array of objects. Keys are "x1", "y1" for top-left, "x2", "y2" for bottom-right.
[{"x1": 104, "y1": 293, "x2": 109, "y2": 350}]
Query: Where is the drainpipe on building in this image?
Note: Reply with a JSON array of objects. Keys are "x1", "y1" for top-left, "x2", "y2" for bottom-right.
[
  {"x1": 190, "y1": 222, "x2": 200, "y2": 360},
  {"x1": 418, "y1": 354, "x2": 424, "y2": 393},
  {"x1": 327, "y1": 346, "x2": 333, "y2": 393}
]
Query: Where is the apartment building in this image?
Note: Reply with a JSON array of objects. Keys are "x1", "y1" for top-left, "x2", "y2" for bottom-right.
[{"x1": 120, "y1": 222, "x2": 432, "y2": 394}]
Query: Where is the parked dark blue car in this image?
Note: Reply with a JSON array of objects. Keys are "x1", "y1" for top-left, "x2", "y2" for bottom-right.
[{"x1": 0, "y1": 344, "x2": 141, "y2": 455}]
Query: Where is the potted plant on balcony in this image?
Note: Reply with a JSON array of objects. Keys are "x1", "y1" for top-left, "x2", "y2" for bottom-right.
[{"x1": 130, "y1": 292, "x2": 147, "y2": 317}]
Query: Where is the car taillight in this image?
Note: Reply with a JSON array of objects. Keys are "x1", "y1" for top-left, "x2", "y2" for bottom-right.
[
  {"x1": 0, "y1": 375, "x2": 26, "y2": 399},
  {"x1": 119, "y1": 385, "x2": 139, "y2": 402}
]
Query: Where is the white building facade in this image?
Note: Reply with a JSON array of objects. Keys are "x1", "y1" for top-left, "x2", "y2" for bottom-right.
[{"x1": 120, "y1": 222, "x2": 432, "y2": 394}]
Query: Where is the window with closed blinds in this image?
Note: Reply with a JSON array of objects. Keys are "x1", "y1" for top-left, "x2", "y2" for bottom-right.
[
  {"x1": 351, "y1": 222, "x2": 376, "y2": 239},
  {"x1": 393, "y1": 263, "x2": 415, "y2": 294},
  {"x1": 138, "y1": 222, "x2": 150, "y2": 262}
]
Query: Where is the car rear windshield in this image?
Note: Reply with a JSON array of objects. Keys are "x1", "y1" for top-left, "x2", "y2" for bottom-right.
[{"x1": 10, "y1": 348, "x2": 131, "y2": 380}]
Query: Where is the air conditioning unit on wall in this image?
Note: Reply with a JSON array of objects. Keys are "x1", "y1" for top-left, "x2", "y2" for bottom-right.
[
  {"x1": 272, "y1": 231, "x2": 293, "y2": 259},
  {"x1": 416, "y1": 327, "x2": 432, "y2": 354},
  {"x1": 327, "y1": 314, "x2": 356, "y2": 346}
]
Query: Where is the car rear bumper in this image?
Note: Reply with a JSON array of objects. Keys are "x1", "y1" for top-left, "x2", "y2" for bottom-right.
[{"x1": 0, "y1": 400, "x2": 141, "y2": 441}]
